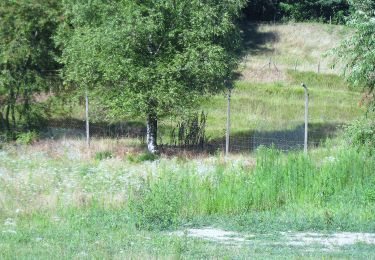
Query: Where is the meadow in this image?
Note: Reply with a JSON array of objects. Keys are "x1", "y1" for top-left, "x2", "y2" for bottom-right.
[
  {"x1": 1, "y1": 22, "x2": 374, "y2": 258},
  {"x1": 1, "y1": 140, "x2": 375, "y2": 258}
]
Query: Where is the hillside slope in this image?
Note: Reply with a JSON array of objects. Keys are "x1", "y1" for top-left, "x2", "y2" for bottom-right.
[
  {"x1": 240, "y1": 22, "x2": 349, "y2": 82},
  {"x1": 199, "y1": 23, "x2": 362, "y2": 147}
]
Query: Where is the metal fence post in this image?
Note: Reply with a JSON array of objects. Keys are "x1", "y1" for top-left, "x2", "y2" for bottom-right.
[
  {"x1": 226, "y1": 87, "x2": 232, "y2": 156},
  {"x1": 85, "y1": 89, "x2": 90, "y2": 149}
]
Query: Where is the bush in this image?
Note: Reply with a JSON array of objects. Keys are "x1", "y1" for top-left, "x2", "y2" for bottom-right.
[
  {"x1": 129, "y1": 172, "x2": 183, "y2": 230},
  {"x1": 126, "y1": 152, "x2": 159, "y2": 163},
  {"x1": 128, "y1": 146, "x2": 375, "y2": 230},
  {"x1": 94, "y1": 151, "x2": 113, "y2": 160},
  {"x1": 345, "y1": 115, "x2": 375, "y2": 154},
  {"x1": 16, "y1": 131, "x2": 39, "y2": 145}
]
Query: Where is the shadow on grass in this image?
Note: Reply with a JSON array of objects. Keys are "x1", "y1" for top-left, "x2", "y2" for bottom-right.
[
  {"x1": 240, "y1": 22, "x2": 279, "y2": 56},
  {"x1": 40, "y1": 118, "x2": 146, "y2": 140},
  {"x1": 37, "y1": 119, "x2": 343, "y2": 156},
  {"x1": 208, "y1": 122, "x2": 344, "y2": 153}
]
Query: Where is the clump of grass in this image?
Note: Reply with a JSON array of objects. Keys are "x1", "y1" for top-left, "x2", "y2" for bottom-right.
[
  {"x1": 94, "y1": 150, "x2": 113, "y2": 160},
  {"x1": 129, "y1": 146, "x2": 375, "y2": 230},
  {"x1": 16, "y1": 131, "x2": 39, "y2": 145},
  {"x1": 126, "y1": 152, "x2": 159, "y2": 163},
  {"x1": 287, "y1": 70, "x2": 350, "y2": 90}
]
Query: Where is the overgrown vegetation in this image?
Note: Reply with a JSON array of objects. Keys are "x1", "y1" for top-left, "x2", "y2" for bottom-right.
[
  {"x1": 345, "y1": 113, "x2": 375, "y2": 154},
  {"x1": 0, "y1": 0, "x2": 60, "y2": 135},
  {"x1": 129, "y1": 145, "x2": 375, "y2": 230},
  {"x1": 336, "y1": 0, "x2": 375, "y2": 109},
  {"x1": 170, "y1": 111, "x2": 207, "y2": 148},
  {"x1": 0, "y1": 140, "x2": 374, "y2": 257},
  {"x1": 0, "y1": 1, "x2": 374, "y2": 258},
  {"x1": 243, "y1": 0, "x2": 350, "y2": 24}
]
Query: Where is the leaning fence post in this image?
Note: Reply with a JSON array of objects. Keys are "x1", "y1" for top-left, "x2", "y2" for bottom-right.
[{"x1": 301, "y1": 83, "x2": 309, "y2": 154}]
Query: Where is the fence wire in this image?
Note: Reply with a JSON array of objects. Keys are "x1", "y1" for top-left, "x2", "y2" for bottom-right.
[{"x1": 34, "y1": 58, "x2": 341, "y2": 154}]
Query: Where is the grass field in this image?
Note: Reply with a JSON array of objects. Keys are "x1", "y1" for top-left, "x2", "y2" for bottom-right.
[
  {"x1": 44, "y1": 23, "x2": 362, "y2": 147},
  {"x1": 1, "y1": 22, "x2": 374, "y2": 258},
  {"x1": 1, "y1": 143, "x2": 374, "y2": 258},
  {"x1": 202, "y1": 71, "x2": 363, "y2": 139}
]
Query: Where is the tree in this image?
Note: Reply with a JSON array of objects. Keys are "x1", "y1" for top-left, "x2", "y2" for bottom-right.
[
  {"x1": 337, "y1": 0, "x2": 375, "y2": 109},
  {"x1": 243, "y1": 0, "x2": 349, "y2": 23},
  {"x1": 0, "y1": 0, "x2": 61, "y2": 134},
  {"x1": 57, "y1": 0, "x2": 245, "y2": 153}
]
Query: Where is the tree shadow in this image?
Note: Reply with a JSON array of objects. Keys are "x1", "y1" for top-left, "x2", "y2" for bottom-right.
[
  {"x1": 39, "y1": 118, "x2": 146, "y2": 140},
  {"x1": 239, "y1": 21, "x2": 279, "y2": 57},
  {"x1": 206, "y1": 122, "x2": 344, "y2": 153}
]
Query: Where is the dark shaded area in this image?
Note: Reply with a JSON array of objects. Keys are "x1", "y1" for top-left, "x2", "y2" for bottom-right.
[
  {"x1": 243, "y1": 0, "x2": 280, "y2": 22},
  {"x1": 240, "y1": 22, "x2": 279, "y2": 56},
  {"x1": 223, "y1": 122, "x2": 343, "y2": 153},
  {"x1": 40, "y1": 118, "x2": 146, "y2": 140},
  {"x1": 35, "y1": 119, "x2": 344, "y2": 155},
  {"x1": 242, "y1": 0, "x2": 350, "y2": 24}
]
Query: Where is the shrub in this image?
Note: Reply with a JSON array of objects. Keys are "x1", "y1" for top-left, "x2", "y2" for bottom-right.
[
  {"x1": 94, "y1": 151, "x2": 113, "y2": 160},
  {"x1": 345, "y1": 115, "x2": 375, "y2": 154},
  {"x1": 128, "y1": 146, "x2": 375, "y2": 230},
  {"x1": 129, "y1": 172, "x2": 183, "y2": 230},
  {"x1": 126, "y1": 152, "x2": 159, "y2": 163},
  {"x1": 16, "y1": 131, "x2": 39, "y2": 145}
]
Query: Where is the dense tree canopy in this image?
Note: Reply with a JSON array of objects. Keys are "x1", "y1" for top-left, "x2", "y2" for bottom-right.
[
  {"x1": 244, "y1": 0, "x2": 350, "y2": 23},
  {"x1": 0, "y1": 0, "x2": 61, "y2": 133},
  {"x1": 57, "y1": 0, "x2": 245, "y2": 153},
  {"x1": 337, "y1": 0, "x2": 375, "y2": 109}
]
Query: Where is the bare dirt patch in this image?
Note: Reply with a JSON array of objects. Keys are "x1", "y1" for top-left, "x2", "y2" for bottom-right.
[{"x1": 172, "y1": 227, "x2": 375, "y2": 250}]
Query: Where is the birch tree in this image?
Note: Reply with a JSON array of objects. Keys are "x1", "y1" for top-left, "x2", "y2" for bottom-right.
[
  {"x1": 57, "y1": 0, "x2": 245, "y2": 153},
  {"x1": 337, "y1": 0, "x2": 375, "y2": 109}
]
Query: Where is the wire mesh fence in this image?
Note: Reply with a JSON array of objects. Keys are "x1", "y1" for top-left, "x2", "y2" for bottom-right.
[{"x1": 28, "y1": 55, "x2": 343, "y2": 155}]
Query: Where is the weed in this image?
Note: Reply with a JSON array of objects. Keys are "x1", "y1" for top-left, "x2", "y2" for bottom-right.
[
  {"x1": 128, "y1": 146, "x2": 375, "y2": 230},
  {"x1": 16, "y1": 131, "x2": 39, "y2": 145},
  {"x1": 94, "y1": 151, "x2": 113, "y2": 160},
  {"x1": 126, "y1": 152, "x2": 159, "y2": 163}
]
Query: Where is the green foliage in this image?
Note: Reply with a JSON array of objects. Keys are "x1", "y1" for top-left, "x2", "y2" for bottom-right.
[
  {"x1": 170, "y1": 111, "x2": 207, "y2": 147},
  {"x1": 0, "y1": 0, "x2": 61, "y2": 133},
  {"x1": 56, "y1": 0, "x2": 245, "y2": 120},
  {"x1": 126, "y1": 152, "x2": 159, "y2": 163},
  {"x1": 130, "y1": 172, "x2": 182, "y2": 230},
  {"x1": 94, "y1": 151, "x2": 113, "y2": 160},
  {"x1": 243, "y1": 0, "x2": 350, "y2": 24},
  {"x1": 279, "y1": 0, "x2": 349, "y2": 23},
  {"x1": 287, "y1": 71, "x2": 350, "y2": 90},
  {"x1": 345, "y1": 113, "x2": 375, "y2": 154},
  {"x1": 129, "y1": 146, "x2": 375, "y2": 230},
  {"x1": 16, "y1": 131, "x2": 39, "y2": 145},
  {"x1": 336, "y1": 0, "x2": 375, "y2": 108}
]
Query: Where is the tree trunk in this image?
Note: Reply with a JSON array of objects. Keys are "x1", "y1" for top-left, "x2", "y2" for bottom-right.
[
  {"x1": 0, "y1": 111, "x2": 4, "y2": 131},
  {"x1": 5, "y1": 104, "x2": 10, "y2": 131},
  {"x1": 146, "y1": 113, "x2": 158, "y2": 154}
]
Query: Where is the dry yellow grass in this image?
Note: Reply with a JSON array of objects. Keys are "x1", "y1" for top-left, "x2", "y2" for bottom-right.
[{"x1": 241, "y1": 22, "x2": 349, "y2": 83}]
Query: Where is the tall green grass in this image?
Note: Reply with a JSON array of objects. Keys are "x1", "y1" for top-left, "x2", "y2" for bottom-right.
[{"x1": 129, "y1": 147, "x2": 375, "y2": 230}]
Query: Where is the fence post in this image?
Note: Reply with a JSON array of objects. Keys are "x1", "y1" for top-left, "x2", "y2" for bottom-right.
[
  {"x1": 318, "y1": 60, "x2": 321, "y2": 74},
  {"x1": 301, "y1": 83, "x2": 309, "y2": 154},
  {"x1": 268, "y1": 57, "x2": 272, "y2": 70},
  {"x1": 85, "y1": 89, "x2": 90, "y2": 149},
  {"x1": 225, "y1": 87, "x2": 232, "y2": 156}
]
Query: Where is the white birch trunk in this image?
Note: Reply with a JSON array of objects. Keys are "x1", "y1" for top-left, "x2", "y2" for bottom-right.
[{"x1": 146, "y1": 114, "x2": 158, "y2": 154}]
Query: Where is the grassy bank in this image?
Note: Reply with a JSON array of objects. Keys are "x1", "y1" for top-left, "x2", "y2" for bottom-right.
[
  {"x1": 1, "y1": 142, "x2": 374, "y2": 258},
  {"x1": 199, "y1": 71, "x2": 363, "y2": 139}
]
